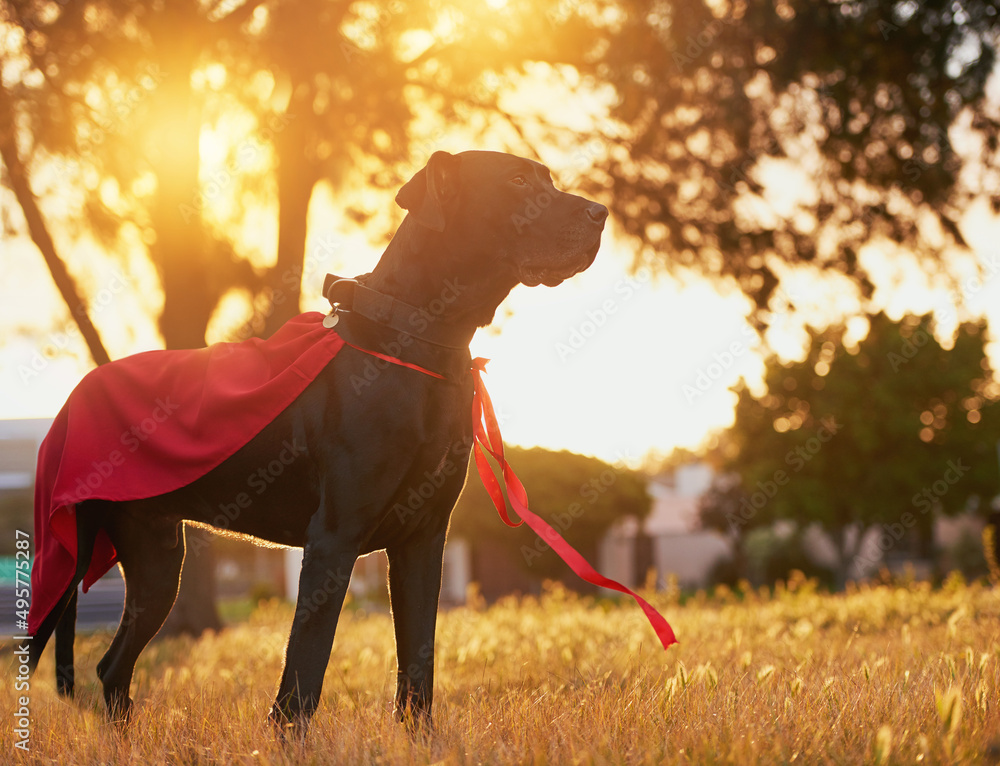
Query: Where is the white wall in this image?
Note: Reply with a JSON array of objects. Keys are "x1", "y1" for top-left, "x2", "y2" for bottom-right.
[{"x1": 651, "y1": 532, "x2": 731, "y2": 589}]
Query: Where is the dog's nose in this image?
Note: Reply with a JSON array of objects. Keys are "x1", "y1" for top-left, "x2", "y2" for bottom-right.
[{"x1": 586, "y1": 203, "x2": 609, "y2": 225}]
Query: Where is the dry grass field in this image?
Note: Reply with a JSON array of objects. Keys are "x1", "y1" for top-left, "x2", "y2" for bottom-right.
[{"x1": 3, "y1": 575, "x2": 999, "y2": 765}]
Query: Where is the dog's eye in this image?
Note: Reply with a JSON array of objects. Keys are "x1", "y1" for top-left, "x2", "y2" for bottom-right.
[{"x1": 510, "y1": 175, "x2": 529, "y2": 187}]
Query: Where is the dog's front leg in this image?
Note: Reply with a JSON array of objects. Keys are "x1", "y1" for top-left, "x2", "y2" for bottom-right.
[
  {"x1": 269, "y1": 530, "x2": 358, "y2": 736},
  {"x1": 386, "y1": 529, "x2": 448, "y2": 728}
]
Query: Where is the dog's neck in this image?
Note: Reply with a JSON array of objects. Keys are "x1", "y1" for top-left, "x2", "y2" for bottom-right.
[{"x1": 365, "y1": 217, "x2": 519, "y2": 337}]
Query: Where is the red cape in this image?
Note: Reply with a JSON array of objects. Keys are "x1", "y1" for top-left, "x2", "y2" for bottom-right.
[{"x1": 28, "y1": 313, "x2": 344, "y2": 634}]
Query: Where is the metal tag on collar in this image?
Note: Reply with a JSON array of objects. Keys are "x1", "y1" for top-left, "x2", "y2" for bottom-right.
[{"x1": 323, "y1": 276, "x2": 361, "y2": 329}]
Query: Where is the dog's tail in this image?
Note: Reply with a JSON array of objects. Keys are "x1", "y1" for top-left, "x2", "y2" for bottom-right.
[{"x1": 28, "y1": 512, "x2": 98, "y2": 698}]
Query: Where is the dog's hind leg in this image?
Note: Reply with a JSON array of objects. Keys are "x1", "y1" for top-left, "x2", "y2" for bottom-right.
[
  {"x1": 28, "y1": 504, "x2": 100, "y2": 696},
  {"x1": 96, "y1": 508, "x2": 185, "y2": 724}
]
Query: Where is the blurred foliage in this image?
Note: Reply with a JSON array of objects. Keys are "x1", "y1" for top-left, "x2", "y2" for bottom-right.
[
  {"x1": 450, "y1": 445, "x2": 651, "y2": 581},
  {"x1": 942, "y1": 527, "x2": 989, "y2": 580},
  {"x1": 742, "y1": 526, "x2": 835, "y2": 588},
  {"x1": 0, "y1": 0, "x2": 625, "y2": 340},
  {"x1": 3, "y1": 0, "x2": 999, "y2": 335},
  {"x1": 579, "y1": 0, "x2": 1000, "y2": 318},
  {"x1": 700, "y1": 312, "x2": 1000, "y2": 579}
]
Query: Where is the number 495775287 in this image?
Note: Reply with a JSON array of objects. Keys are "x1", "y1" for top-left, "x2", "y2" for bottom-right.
[{"x1": 14, "y1": 530, "x2": 31, "y2": 622}]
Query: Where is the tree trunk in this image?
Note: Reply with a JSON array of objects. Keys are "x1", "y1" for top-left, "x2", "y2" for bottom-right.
[
  {"x1": 148, "y1": 32, "x2": 217, "y2": 351},
  {"x1": 162, "y1": 525, "x2": 222, "y2": 636},
  {"x1": 262, "y1": 90, "x2": 320, "y2": 338},
  {"x1": 730, "y1": 532, "x2": 749, "y2": 582},
  {"x1": 146, "y1": 3, "x2": 221, "y2": 637}
]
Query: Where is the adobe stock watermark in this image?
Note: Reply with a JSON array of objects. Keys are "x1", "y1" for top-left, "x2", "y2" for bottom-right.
[
  {"x1": 349, "y1": 278, "x2": 466, "y2": 394},
  {"x1": 521, "y1": 451, "x2": 636, "y2": 566},
  {"x1": 185, "y1": 438, "x2": 308, "y2": 558},
  {"x1": 671, "y1": 13, "x2": 739, "y2": 70},
  {"x1": 555, "y1": 268, "x2": 650, "y2": 361},
  {"x1": 12, "y1": 639, "x2": 31, "y2": 752},
  {"x1": 178, "y1": 113, "x2": 295, "y2": 224},
  {"x1": 51, "y1": 64, "x2": 168, "y2": 178},
  {"x1": 510, "y1": 190, "x2": 558, "y2": 234},
  {"x1": 392, "y1": 436, "x2": 529, "y2": 528},
  {"x1": 683, "y1": 285, "x2": 800, "y2": 402},
  {"x1": 726, "y1": 417, "x2": 842, "y2": 533},
  {"x1": 224, "y1": 235, "x2": 344, "y2": 344},
  {"x1": 12, "y1": 529, "x2": 32, "y2": 752},
  {"x1": 55, "y1": 397, "x2": 181, "y2": 506},
  {"x1": 294, "y1": 566, "x2": 352, "y2": 624},
  {"x1": 392, "y1": 450, "x2": 467, "y2": 526},
  {"x1": 18, "y1": 269, "x2": 132, "y2": 384},
  {"x1": 683, "y1": 323, "x2": 756, "y2": 403},
  {"x1": 851, "y1": 458, "x2": 970, "y2": 576},
  {"x1": 570, "y1": 138, "x2": 609, "y2": 176},
  {"x1": 400, "y1": 637, "x2": 435, "y2": 687},
  {"x1": 886, "y1": 252, "x2": 1000, "y2": 372},
  {"x1": 886, "y1": 322, "x2": 934, "y2": 372}
]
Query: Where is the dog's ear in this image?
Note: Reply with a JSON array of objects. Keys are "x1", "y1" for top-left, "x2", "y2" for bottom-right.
[{"x1": 395, "y1": 151, "x2": 461, "y2": 231}]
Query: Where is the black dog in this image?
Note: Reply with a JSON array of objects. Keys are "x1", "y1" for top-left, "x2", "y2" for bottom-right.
[{"x1": 29, "y1": 150, "x2": 608, "y2": 733}]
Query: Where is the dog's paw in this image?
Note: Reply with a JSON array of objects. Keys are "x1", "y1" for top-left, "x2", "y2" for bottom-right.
[
  {"x1": 268, "y1": 706, "x2": 310, "y2": 744},
  {"x1": 105, "y1": 694, "x2": 133, "y2": 730},
  {"x1": 394, "y1": 704, "x2": 434, "y2": 739}
]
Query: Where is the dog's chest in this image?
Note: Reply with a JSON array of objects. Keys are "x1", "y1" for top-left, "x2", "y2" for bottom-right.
[{"x1": 359, "y1": 395, "x2": 471, "y2": 548}]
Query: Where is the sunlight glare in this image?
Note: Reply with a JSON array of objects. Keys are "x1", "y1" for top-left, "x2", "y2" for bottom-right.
[
  {"x1": 199, "y1": 127, "x2": 229, "y2": 168},
  {"x1": 205, "y1": 288, "x2": 257, "y2": 345}
]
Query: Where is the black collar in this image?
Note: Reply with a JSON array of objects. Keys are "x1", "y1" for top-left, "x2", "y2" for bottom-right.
[
  {"x1": 324, "y1": 273, "x2": 475, "y2": 349},
  {"x1": 323, "y1": 273, "x2": 473, "y2": 380}
]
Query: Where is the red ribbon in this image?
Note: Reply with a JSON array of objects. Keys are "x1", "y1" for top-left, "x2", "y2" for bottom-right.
[
  {"x1": 470, "y1": 358, "x2": 677, "y2": 651},
  {"x1": 341, "y1": 339, "x2": 445, "y2": 379}
]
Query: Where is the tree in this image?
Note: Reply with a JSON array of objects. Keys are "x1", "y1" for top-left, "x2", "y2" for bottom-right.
[
  {"x1": 3, "y1": 0, "x2": 248, "y2": 635},
  {"x1": 701, "y1": 312, "x2": 1000, "y2": 584},
  {"x1": 0, "y1": 82, "x2": 110, "y2": 368},
  {"x1": 696, "y1": 471, "x2": 750, "y2": 578},
  {"x1": 573, "y1": 1, "x2": 1000, "y2": 320},
  {"x1": 450, "y1": 446, "x2": 652, "y2": 585}
]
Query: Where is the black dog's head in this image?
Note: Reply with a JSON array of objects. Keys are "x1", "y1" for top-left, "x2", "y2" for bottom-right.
[{"x1": 395, "y1": 150, "x2": 608, "y2": 291}]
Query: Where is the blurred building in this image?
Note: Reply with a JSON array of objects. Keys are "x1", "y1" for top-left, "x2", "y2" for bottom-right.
[
  {"x1": 599, "y1": 463, "x2": 731, "y2": 589},
  {"x1": 0, "y1": 418, "x2": 51, "y2": 552},
  {"x1": 0, "y1": 418, "x2": 50, "y2": 492},
  {"x1": 601, "y1": 461, "x2": 995, "y2": 590},
  {"x1": 282, "y1": 539, "x2": 471, "y2": 607}
]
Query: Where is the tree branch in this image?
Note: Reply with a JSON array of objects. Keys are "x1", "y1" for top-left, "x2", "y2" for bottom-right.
[{"x1": 0, "y1": 81, "x2": 112, "y2": 366}]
